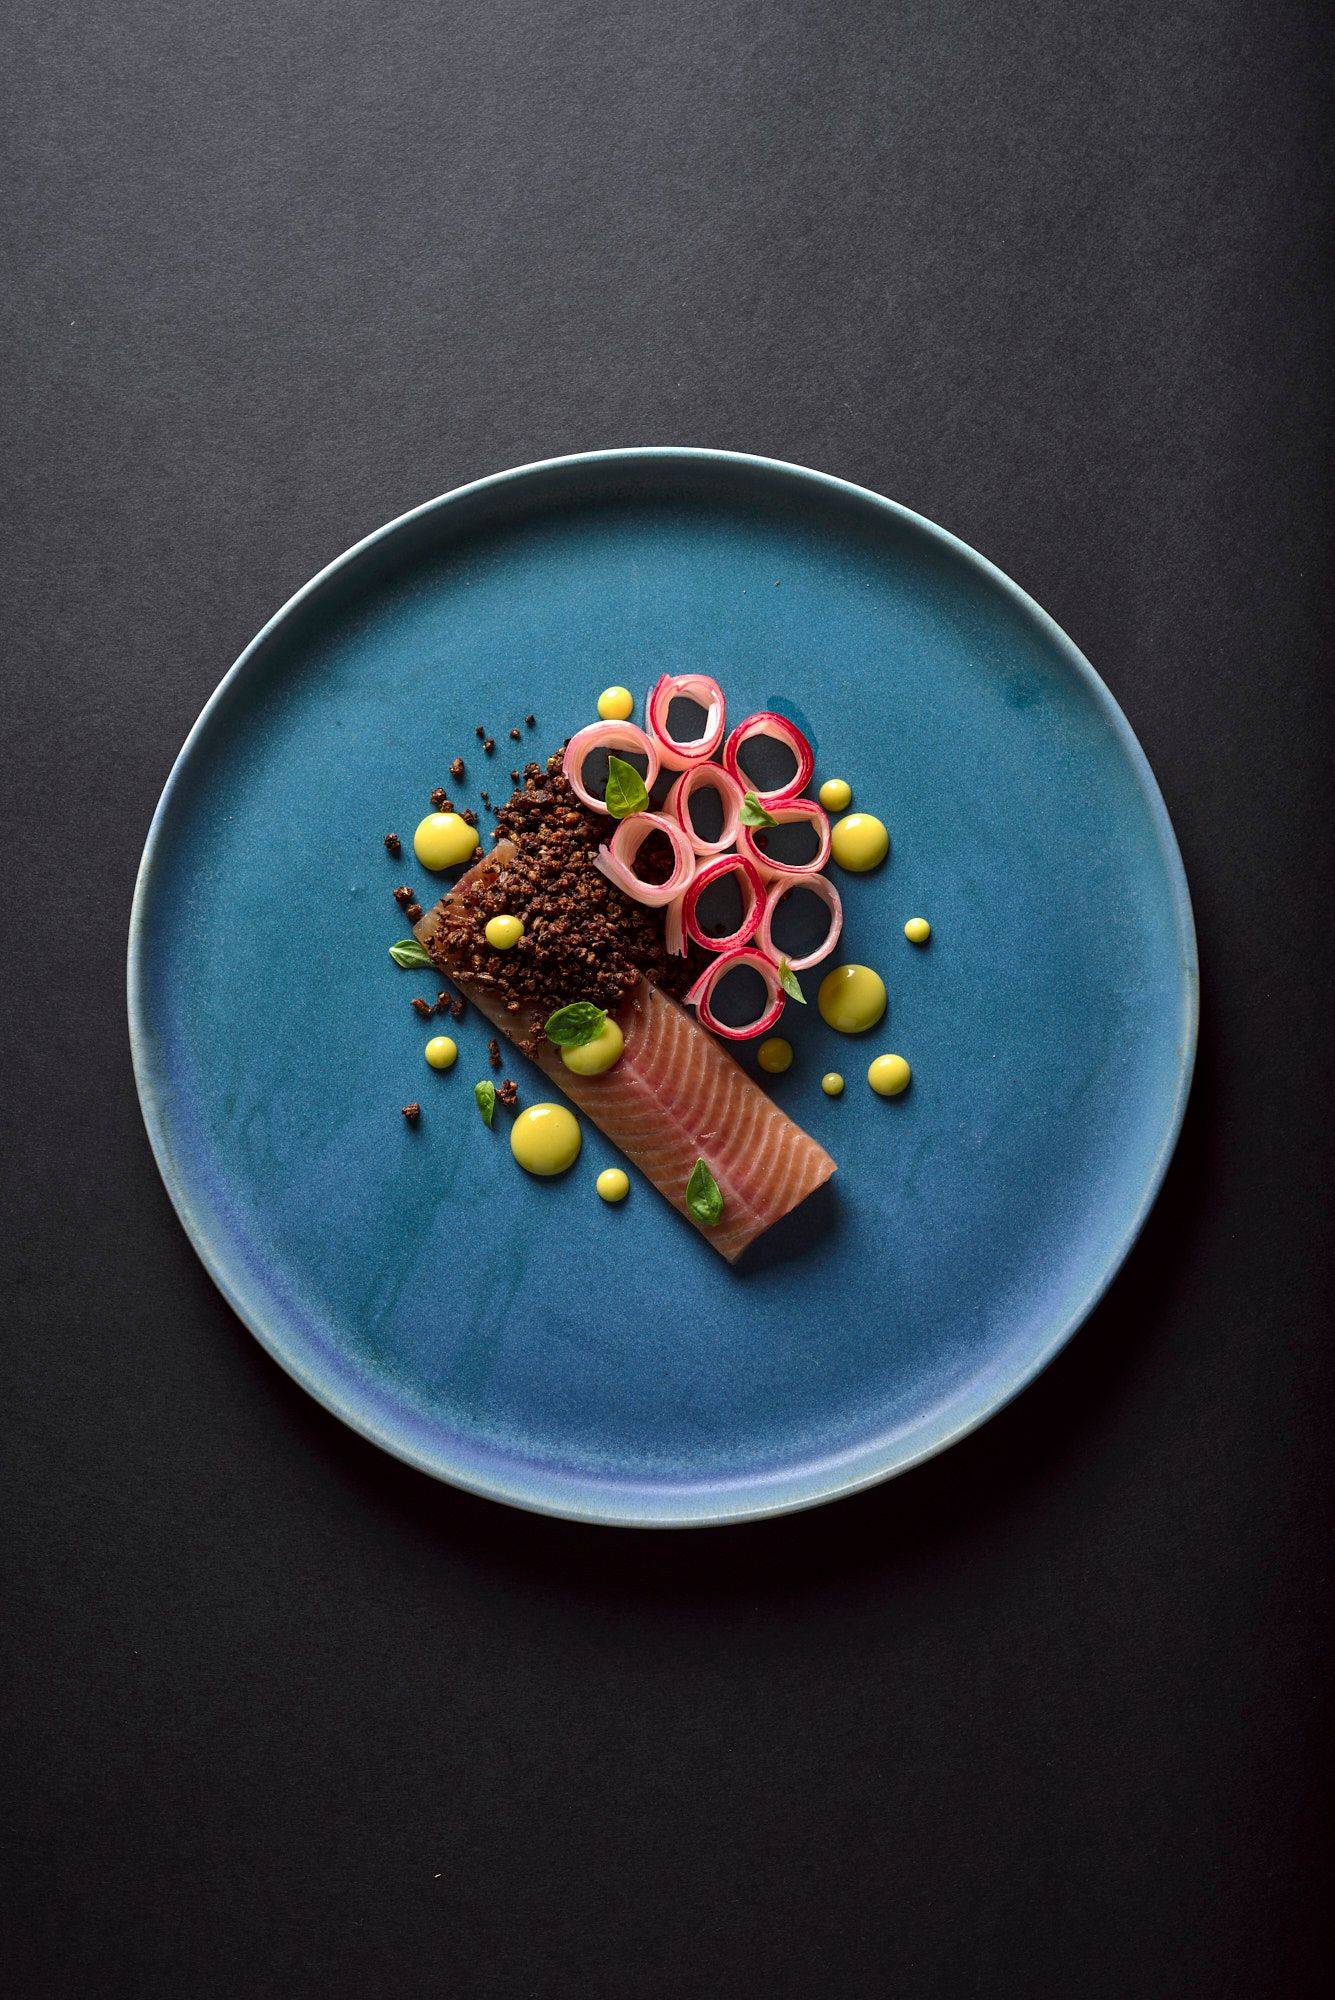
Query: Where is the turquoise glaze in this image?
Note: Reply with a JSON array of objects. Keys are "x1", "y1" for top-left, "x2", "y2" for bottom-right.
[{"x1": 128, "y1": 450, "x2": 1197, "y2": 1527}]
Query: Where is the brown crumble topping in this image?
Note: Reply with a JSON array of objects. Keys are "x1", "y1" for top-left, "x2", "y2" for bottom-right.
[
  {"x1": 510, "y1": 768, "x2": 520, "y2": 783},
  {"x1": 383, "y1": 832, "x2": 401, "y2": 855},
  {"x1": 405, "y1": 900, "x2": 423, "y2": 923},
  {"x1": 449, "y1": 994, "x2": 465, "y2": 1020},
  {"x1": 424, "y1": 748, "x2": 697, "y2": 1054},
  {"x1": 401, "y1": 1102, "x2": 421, "y2": 1125},
  {"x1": 434, "y1": 991, "x2": 453, "y2": 1015},
  {"x1": 486, "y1": 1036, "x2": 502, "y2": 1069},
  {"x1": 475, "y1": 725, "x2": 486, "y2": 739},
  {"x1": 497, "y1": 1079, "x2": 519, "y2": 1108},
  {"x1": 449, "y1": 756, "x2": 465, "y2": 781},
  {"x1": 392, "y1": 885, "x2": 415, "y2": 908},
  {"x1": 411, "y1": 997, "x2": 433, "y2": 1018},
  {"x1": 525, "y1": 714, "x2": 536, "y2": 728},
  {"x1": 509, "y1": 727, "x2": 521, "y2": 741},
  {"x1": 480, "y1": 790, "x2": 491, "y2": 809},
  {"x1": 482, "y1": 737, "x2": 495, "y2": 755},
  {"x1": 429, "y1": 787, "x2": 451, "y2": 812}
]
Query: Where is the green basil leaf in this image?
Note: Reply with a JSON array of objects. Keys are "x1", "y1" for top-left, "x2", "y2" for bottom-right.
[
  {"x1": 777, "y1": 958, "x2": 806, "y2": 1003},
  {"x1": 474, "y1": 1080, "x2": 496, "y2": 1127},
  {"x1": 389, "y1": 938, "x2": 434, "y2": 969},
  {"x1": 603, "y1": 753, "x2": 650, "y2": 819},
  {"x1": 544, "y1": 1001, "x2": 609, "y2": 1049},
  {"x1": 685, "y1": 1157, "x2": 724, "y2": 1227},
  {"x1": 739, "y1": 790, "x2": 778, "y2": 829}
]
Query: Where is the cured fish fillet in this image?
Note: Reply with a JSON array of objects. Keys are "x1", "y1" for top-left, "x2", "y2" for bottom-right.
[{"x1": 415, "y1": 844, "x2": 836, "y2": 1261}]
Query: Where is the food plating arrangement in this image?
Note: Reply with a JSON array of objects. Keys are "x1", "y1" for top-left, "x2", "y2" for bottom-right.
[{"x1": 383, "y1": 675, "x2": 928, "y2": 1261}]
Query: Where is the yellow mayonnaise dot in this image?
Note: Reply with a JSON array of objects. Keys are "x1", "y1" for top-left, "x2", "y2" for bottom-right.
[
  {"x1": 596, "y1": 1168, "x2": 630, "y2": 1204},
  {"x1": 424, "y1": 1035, "x2": 458, "y2": 1070},
  {"x1": 821, "y1": 1072, "x2": 845, "y2": 1096},
  {"x1": 597, "y1": 685, "x2": 635, "y2": 721},
  {"x1": 817, "y1": 963, "x2": 887, "y2": 1035},
  {"x1": 819, "y1": 777, "x2": 852, "y2": 812},
  {"x1": 560, "y1": 1018, "x2": 625, "y2": 1076},
  {"x1": 904, "y1": 917, "x2": 931, "y2": 945},
  {"x1": 510, "y1": 1102, "x2": 582, "y2": 1176},
  {"x1": 868, "y1": 1053, "x2": 912, "y2": 1097},
  {"x1": 413, "y1": 811, "x2": 480, "y2": 872},
  {"x1": 485, "y1": 913, "x2": 524, "y2": 950},
  {"x1": 757, "y1": 1037, "x2": 793, "y2": 1075},
  {"x1": 831, "y1": 812, "x2": 889, "y2": 873}
]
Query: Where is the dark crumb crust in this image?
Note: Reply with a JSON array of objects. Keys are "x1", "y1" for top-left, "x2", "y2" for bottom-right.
[{"x1": 424, "y1": 749, "x2": 695, "y2": 1052}]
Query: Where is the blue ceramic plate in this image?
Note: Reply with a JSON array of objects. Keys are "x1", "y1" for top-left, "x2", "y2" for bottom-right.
[{"x1": 128, "y1": 449, "x2": 1196, "y2": 1526}]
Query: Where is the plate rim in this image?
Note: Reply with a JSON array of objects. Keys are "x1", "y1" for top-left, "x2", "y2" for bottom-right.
[{"x1": 127, "y1": 445, "x2": 1199, "y2": 1528}]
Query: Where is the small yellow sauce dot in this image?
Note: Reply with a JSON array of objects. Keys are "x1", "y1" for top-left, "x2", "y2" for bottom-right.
[
  {"x1": 597, "y1": 685, "x2": 635, "y2": 721},
  {"x1": 424, "y1": 1035, "x2": 457, "y2": 1070},
  {"x1": 821, "y1": 1072, "x2": 844, "y2": 1096},
  {"x1": 757, "y1": 1037, "x2": 793, "y2": 1074},
  {"x1": 868, "y1": 1053, "x2": 911, "y2": 1097},
  {"x1": 819, "y1": 777, "x2": 852, "y2": 812},
  {"x1": 831, "y1": 812, "x2": 889, "y2": 873},
  {"x1": 485, "y1": 913, "x2": 524, "y2": 950},
  {"x1": 413, "y1": 811, "x2": 480, "y2": 871},
  {"x1": 596, "y1": 1168, "x2": 630, "y2": 1204},
  {"x1": 904, "y1": 917, "x2": 931, "y2": 945},
  {"x1": 561, "y1": 1018, "x2": 625, "y2": 1076},
  {"x1": 817, "y1": 963, "x2": 887, "y2": 1034},
  {"x1": 510, "y1": 1103, "x2": 582, "y2": 1176}
]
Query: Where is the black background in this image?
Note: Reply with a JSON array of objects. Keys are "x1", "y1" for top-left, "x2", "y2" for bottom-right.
[{"x1": 4, "y1": 4, "x2": 1331, "y2": 1995}]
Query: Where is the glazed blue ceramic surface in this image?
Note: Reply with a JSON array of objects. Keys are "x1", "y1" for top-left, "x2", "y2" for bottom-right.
[{"x1": 128, "y1": 450, "x2": 1197, "y2": 1526}]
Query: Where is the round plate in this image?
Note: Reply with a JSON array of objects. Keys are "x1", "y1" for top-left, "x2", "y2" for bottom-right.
[{"x1": 128, "y1": 449, "x2": 1197, "y2": 1526}]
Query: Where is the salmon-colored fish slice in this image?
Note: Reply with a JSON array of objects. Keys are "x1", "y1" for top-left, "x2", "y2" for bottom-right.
[{"x1": 415, "y1": 843, "x2": 836, "y2": 1261}]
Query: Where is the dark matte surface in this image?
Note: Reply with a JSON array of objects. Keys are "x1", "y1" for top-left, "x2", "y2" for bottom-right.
[{"x1": 3, "y1": 3, "x2": 1330, "y2": 1995}]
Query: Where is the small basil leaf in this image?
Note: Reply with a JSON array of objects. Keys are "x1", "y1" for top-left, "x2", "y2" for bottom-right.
[
  {"x1": 777, "y1": 958, "x2": 806, "y2": 1003},
  {"x1": 389, "y1": 938, "x2": 434, "y2": 969},
  {"x1": 739, "y1": 790, "x2": 778, "y2": 829},
  {"x1": 603, "y1": 753, "x2": 650, "y2": 819},
  {"x1": 685, "y1": 1157, "x2": 724, "y2": 1227},
  {"x1": 474, "y1": 1080, "x2": 496, "y2": 1127},
  {"x1": 544, "y1": 1002, "x2": 609, "y2": 1049}
]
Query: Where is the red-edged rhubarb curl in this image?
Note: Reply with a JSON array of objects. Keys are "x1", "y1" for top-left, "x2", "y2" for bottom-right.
[
  {"x1": 681, "y1": 853, "x2": 767, "y2": 953},
  {"x1": 664, "y1": 762, "x2": 746, "y2": 857},
  {"x1": 721, "y1": 711, "x2": 814, "y2": 804},
  {"x1": 756, "y1": 872, "x2": 844, "y2": 971},
  {"x1": 684, "y1": 947, "x2": 786, "y2": 1042},
  {"x1": 593, "y1": 811, "x2": 696, "y2": 909},
  {"x1": 563, "y1": 721, "x2": 661, "y2": 814},
  {"x1": 738, "y1": 797, "x2": 832, "y2": 881},
  {"x1": 645, "y1": 673, "x2": 727, "y2": 770}
]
